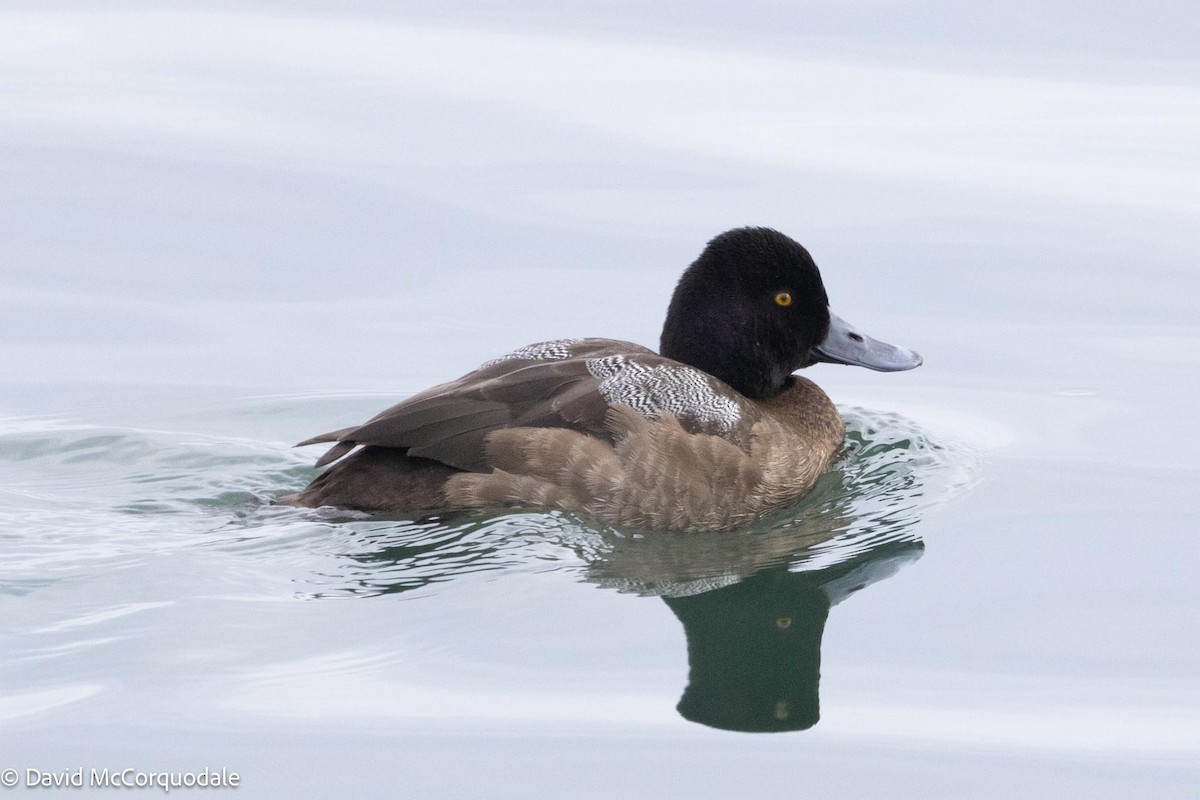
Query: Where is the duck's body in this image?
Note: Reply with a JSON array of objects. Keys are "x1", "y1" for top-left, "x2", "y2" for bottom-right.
[
  {"x1": 281, "y1": 228, "x2": 921, "y2": 531},
  {"x1": 283, "y1": 339, "x2": 845, "y2": 529}
]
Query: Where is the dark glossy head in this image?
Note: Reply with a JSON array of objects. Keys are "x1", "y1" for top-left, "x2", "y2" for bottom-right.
[{"x1": 660, "y1": 227, "x2": 921, "y2": 399}]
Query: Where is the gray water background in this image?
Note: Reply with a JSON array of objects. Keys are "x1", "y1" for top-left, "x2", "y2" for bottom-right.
[{"x1": 1, "y1": 3, "x2": 1197, "y2": 797}]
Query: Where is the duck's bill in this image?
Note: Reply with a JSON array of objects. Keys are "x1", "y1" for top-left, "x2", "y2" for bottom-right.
[{"x1": 810, "y1": 312, "x2": 923, "y2": 372}]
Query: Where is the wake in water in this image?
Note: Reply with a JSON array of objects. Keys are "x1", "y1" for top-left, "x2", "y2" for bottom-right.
[{"x1": 0, "y1": 403, "x2": 980, "y2": 599}]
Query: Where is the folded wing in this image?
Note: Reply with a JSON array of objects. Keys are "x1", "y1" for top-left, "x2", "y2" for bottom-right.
[{"x1": 297, "y1": 338, "x2": 758, "y2": 473}]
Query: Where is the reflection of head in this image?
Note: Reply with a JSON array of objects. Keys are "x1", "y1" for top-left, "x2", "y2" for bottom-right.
[
  {"x1": 665, "y1": 568, "x2": 830, "y2": 732},
  {"x1": 664, "y1": 541, "x2": 923, "y2": 733}
]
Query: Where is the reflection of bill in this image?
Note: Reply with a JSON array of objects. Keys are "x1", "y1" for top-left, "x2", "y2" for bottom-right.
[{"x1": 664, "y1": 542, "x2": 921, "y2": 732}]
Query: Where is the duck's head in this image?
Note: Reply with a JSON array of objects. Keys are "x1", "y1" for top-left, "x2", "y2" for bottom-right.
[{"x1": 660, "y1": 227, "x2": 922, "y2": 400}]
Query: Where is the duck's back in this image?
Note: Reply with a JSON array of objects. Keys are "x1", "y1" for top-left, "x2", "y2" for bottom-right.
[{"x1": 301, "y1": 338, "x2": 763, "y2": 468}]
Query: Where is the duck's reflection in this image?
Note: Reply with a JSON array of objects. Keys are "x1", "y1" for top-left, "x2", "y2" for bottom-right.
[
  {"x1": 666, "y1": 543, "x2": 918, "y2": 732},
  {"x1": 318, "y1": 505, "x2": 920, "y2": 732},
  {"x1": 576, "y1": 500, "x2": 921, "y2": 732}
]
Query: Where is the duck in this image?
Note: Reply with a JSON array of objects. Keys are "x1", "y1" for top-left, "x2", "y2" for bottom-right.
[{"x1": 279, "y1": 227, "x2": 921, "y2": 531}]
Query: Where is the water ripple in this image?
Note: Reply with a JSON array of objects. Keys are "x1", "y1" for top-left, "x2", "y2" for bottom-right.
[{"x1": 0, "y1": 404, "x2": 978, "y2": 600}]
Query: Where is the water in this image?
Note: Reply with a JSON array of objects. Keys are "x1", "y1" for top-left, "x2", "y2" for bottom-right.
[{"x1": 2, "y1": 4, "x2": 1198, "y2": 797}]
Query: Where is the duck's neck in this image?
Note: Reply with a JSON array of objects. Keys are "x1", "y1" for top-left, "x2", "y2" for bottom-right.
[{"x1": 660, "y1": 303, "x2": 791, "y2": 400}]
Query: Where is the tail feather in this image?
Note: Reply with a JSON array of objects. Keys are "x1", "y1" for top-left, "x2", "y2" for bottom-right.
[{"x1": 295, "y1": 426, "x2": 358, "y2": 448}]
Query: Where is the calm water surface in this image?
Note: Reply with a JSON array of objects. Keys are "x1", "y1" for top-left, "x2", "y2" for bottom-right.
[{"x1": 1, "y1": 4, "x2": 1197, "y2": 798}]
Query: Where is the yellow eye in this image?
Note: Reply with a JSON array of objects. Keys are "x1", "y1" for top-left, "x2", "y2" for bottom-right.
[{"x1": 774, "y1": 291, "x2": 793, "y2": 307}]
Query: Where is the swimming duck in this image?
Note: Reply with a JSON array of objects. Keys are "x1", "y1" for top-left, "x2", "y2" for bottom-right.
[{"x1": 280, "y1": 227, "x2": 921, "y2": 531}]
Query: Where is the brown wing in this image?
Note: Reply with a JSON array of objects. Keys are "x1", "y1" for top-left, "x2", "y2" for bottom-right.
[
  {"x1": 296, "y1": 338, "x2": 761, "y2": 473},
  {"x1": 298, "y1": 340, "x2": 642, "y2": 471}
]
